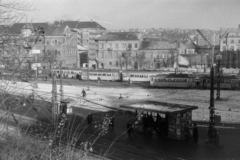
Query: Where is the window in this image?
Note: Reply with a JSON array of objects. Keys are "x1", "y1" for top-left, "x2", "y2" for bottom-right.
[
  {"x1": 238, "y1": 40, "x2": 240, "y2": 44},
  {"x1": 231, "y1": 40, "x2": 234, "y2": 44},
  {"x1": 222, "y1": 46, "x2": 226, "y2": 51},
  {"x1": 128, "y1": 44, "x2": 132, "y2": 49},
  {"x1": 109, "y1": 62, "x2": 112, "y2": 65},
  {"x1": 100, "y1": 44, "x2": 104, "y2": 49},
  {"x1": 230, "y1": 46, "x2": 234, "y2": 51},
  {"x1": 130, "y1": 74, "x2": 134, "y2": 77},
  {"x1": 122, "y1": 43, "x2": 126, "y2": 48},
  {"x1": 164, "y1": 79, "x2": 169, "y2": 82},
  {"x1": 135, "y1": 75, "x2": 139, "y2": 77},
  {"x1": 103, "y1": 73, "x2": 106, "y2": 76},
  {"x1": 135, "y1": 43, "x2": 138, "y2": 48},
  {"x1": 223, "y1": 40, "x2": 226, "y2": 44},
  {"x1": 55, "y1": 40, "x2": 58, "y2": 44},
  {"x1": 107, "y1": 73, "x2": 111, "y2": 76},
  {"x1": 116, "y1": 62, "x2": 118, "y2": 66},
  {"x1": 115, "y1": 44, "x2": 118, "y2": 49}
]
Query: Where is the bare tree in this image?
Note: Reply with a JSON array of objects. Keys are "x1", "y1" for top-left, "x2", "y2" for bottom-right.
[
  {"x1": 133, "y1": 51, "x2": 146, "y2": 70},
  {"x1": 118, "y1": 49, "x2": 133, "y2": 70}
]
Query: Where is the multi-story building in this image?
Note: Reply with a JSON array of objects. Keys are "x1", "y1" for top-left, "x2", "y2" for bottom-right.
[
  {"x1": 96, "y1": 32, "x2": 141, "y2": 69},
  {"x1": 220, "y1": 28, "x2": 240, "y2": 51},
  {"x1": 139, "y1": 39, "x2": 178, "y2": 69},
  {"x1": 197, "y1": 30, "x2": 219, "y2": 46},
  {"x1": 53, "y1": 20, "x2": 106, "y2": 68}
]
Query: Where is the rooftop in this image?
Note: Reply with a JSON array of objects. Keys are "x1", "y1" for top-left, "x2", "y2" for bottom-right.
[
  {"x1": 97, "y1": 32, "x2": 139, "y2": 41},
  {"x1": 120, "y1": 100, "x2": 198, "y2": 114},
  {"x1": 140, "y1": 40, "x2": 178, "y2": 50}
]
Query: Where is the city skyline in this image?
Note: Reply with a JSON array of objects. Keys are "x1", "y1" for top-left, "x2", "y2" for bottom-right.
[{"x1": 24, "y1": 0, "x2": 240, "y2": 30}]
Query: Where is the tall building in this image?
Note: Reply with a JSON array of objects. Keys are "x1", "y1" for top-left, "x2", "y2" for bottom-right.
[{"x1": 54, "y1": 20, "x2": 106, "y2": 68}]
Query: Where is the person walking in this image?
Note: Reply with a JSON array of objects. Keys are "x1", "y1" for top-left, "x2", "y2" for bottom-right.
[
  {"x1": 193, "y1": 123, "x2": 199, "y2": 145},
  {"x1": 87, "y1": 113, "x2": 93, "y2": 125},
  {"x1": 82, "y1": 89, "x2": 86, "y2": 99},
  {"x1": 127, "y1": 121, "x2": 133, "y2": 138}
]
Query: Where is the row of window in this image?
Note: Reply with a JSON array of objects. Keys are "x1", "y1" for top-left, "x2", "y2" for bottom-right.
[
  {"x1": 222, "y1": 39, "x2": 240, "y2": 44},
  {"x1": 99, "y1": 43, "x2": 138, "y2": 49},
  {"x1": 130, "y1": 74, "x2": 149, "y2": 78},
  {"x1": 89, "y1": 73, "x2": 117, "y2": 76},
  {"x1": 152, "y1": 78, "x2": 194, "y2": 82},
  {"x1": 222, "y1": 46, "x2": 240, "y2": 51}
]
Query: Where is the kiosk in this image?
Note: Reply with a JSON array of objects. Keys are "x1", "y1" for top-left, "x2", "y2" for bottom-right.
[
  {"x1": 59, "y1": 98, "x2": 74, "y2": 115},
  {"x1": 120, "y1": 100, "x2": 198, "y2": 140}
]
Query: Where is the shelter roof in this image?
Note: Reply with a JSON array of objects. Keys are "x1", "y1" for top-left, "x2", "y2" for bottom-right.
[
  {"x1": 97, "y1": 32, "x2": 139, "y2": 41},
  {"x1": 120, "y1": 100, "x2": 198, "y2": 114}
]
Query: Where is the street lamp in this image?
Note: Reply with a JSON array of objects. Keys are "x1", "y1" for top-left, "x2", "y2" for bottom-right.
[
  {"x1": 216, "y1": 53, "x2": 222, "y2": 100},
  {"x1": 197, "y1": 29, "x2": 216, "y2": 145}
]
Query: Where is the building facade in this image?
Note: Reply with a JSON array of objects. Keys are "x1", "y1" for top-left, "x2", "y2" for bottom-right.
[
  {"x1": 96, "y1": 32, "x2": 141, "y2": 69},
  {"x1": 139, "y1": 39, "x2": 178, "y2": 69}
]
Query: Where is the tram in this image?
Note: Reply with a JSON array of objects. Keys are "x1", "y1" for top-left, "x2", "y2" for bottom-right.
[
  {"x1": 199, "y1": 74, "x2": 240, "y2": 90},
  {"x1": 150, "y1": 72, "x2": 240, "y2": 90},
  {"x1": 150, "y1": 73, "x2": 196, "y2": 88}
]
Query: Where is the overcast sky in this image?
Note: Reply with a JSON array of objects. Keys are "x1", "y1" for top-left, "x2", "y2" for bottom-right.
[{"x1": 26, "y1": 0, "x2": 240, "y2": 30}]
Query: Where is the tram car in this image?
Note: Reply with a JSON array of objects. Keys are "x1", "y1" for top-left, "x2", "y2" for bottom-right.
[
  {"x1": 52, "y1": 68, "x2": 82, "y2": 79},
  {"x1": 81, "y1": 69, "x2": 120, "y2": 81},
  {"x1": 122, "y1": 70, "x2": 161, "y2": 82},
  {"x1": 199, "y1": 74, "x2": 240, "y2": 90},
  {"x1": 150, "y1": 73, "x2": 196, "y2": 88}
]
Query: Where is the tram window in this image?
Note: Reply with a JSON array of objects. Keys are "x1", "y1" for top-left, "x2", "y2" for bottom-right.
[
  {"x1": 176, "y1": 79, "x2": 181, "y2": 82},
  {"x1": 182, "y1": 79, "x2": 187, "y2": 82},
  {"x1": 135, "y1": 75, "x2": 139, "y2": 77},
  {"x1": 107, "y1": 73, "x2": 111, "y2": 76},
  {"x1": 130, "y1": 74, "x2": 134, "y2": 77},
  {"x1": 103, "y1": 73, "x2": 106, "y2": 76},
  {"x1": 226, "y1": 79, "x2": 231, "y2": 83},
  {"x1": 159, "y1": 79, "x2": 163, "y2": 82},
  {"x1": 89, "y1": 73, "x2": 92, "y2": 76},
  {"x1": 164, "y1": 79, "x2": 169, "y2": 82},
  {"x1": 98, "y1": 73, "x2": 102, "y2": 76},
  {"x1": 93, "y1": 73, "x2": 97, "y2": 76},
  {"x1": 140, "y1": 75, "x2": 143, "y2": 78},
  {"x1": 170, "y1": 79, "x2": 175, "y2": 82},
  {"x1": 71, "y1": 71, "x2": 74, "y2": 74},
  {"x1": 144, "y1": 75, "x2": 148, "y2": 78}
]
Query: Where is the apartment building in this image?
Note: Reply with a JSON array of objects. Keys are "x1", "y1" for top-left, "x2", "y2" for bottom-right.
[{"x1": 96, "y1": 32, "x2": 141, "y2": 69}]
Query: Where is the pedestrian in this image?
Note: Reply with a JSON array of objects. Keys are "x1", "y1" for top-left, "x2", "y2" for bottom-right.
[
  {"x1": 193, "y1": 123, "x2": 199, "y2": 145},
  {"x1": 127, "y1": 121, "x2": 133, "y2": 138},
  {"x1": 119, "y1": 94, "x2": 123, "y2": 99},
  {"x1": 87, "y1": 113, "x2": 93, "y2": 125},
  {"x1": 82, "y1": 89, "x2": 86, "y2": 99}
]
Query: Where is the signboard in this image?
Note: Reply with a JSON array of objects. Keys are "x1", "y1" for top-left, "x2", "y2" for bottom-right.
[
  {"x1": 31, "y1": 63, "x2": 41, "y2": 70},
  {"x1": 30, "y1": 49, "x2": 41, "y2": 54}
]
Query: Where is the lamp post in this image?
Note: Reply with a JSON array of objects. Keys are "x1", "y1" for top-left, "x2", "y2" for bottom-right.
[
  {"x1": 216, "y1": 53, "x2": 222, "y2": 100},
  {"x1": 197, "y1": 29, "x2": 217, "y2": 145}
]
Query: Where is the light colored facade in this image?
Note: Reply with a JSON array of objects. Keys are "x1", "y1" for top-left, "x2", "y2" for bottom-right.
[
  {"x1": 96, "y1": 32, "x2": 141, "y2": 69},
  {"x1": 220, "y1": 29, "x2": 240, "y2": 51}
]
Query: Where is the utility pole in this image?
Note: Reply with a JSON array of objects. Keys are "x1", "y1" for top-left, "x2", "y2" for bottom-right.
[
  {"x1": 87, "y1": 51, "x2": 90, "y2": 90},
  {"x1": 52, "y1": 70, "x2": 57, "y2": 124}
]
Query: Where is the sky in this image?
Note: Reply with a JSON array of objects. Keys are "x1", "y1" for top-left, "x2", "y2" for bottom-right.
[{"x1": 24, "y1": 0, "x2": 240, "y2": 30}]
